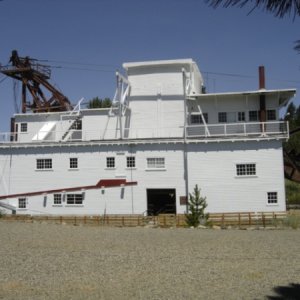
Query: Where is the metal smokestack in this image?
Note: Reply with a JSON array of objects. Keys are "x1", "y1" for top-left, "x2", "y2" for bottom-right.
[{"x1": 259, "y1": 66, "x2": 266, "y2": 125}]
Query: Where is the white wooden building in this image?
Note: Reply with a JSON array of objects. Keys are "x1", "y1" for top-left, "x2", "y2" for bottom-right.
[{"x1": 0, "y1": 59, "x2": 296, "y2": 215}]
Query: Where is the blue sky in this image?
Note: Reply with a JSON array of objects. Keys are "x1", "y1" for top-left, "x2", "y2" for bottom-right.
[{"x1": 0, "y1": 0, "x2": 299, "y2": 131}]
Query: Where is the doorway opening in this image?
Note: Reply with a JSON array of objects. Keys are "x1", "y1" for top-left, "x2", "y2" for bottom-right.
[{"x1": 147, "y1": 189, "x2": 176, "y2": 216}]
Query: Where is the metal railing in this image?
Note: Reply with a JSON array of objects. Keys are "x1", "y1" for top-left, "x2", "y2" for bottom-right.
[
  {"x1": 186, "y1": 121, "x2": 288, "y2": 138},
  {"x1": 0, "y1": 121, "x2": 288, "y2": 144}
]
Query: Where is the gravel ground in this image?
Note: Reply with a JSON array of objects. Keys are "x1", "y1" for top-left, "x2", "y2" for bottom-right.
[{"x1": 0, "y1": 221, "x2": 299, "y2": 300}]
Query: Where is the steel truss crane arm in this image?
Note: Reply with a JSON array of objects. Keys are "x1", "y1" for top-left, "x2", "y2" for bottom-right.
[{"x1": 0, "y1": 50, "x2": 72, "y2": 113}]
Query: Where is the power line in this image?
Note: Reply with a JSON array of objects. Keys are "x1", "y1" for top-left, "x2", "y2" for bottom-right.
[
  {"x1": 203, "y1": 70, "x2": 300, "y2": 84},
  {"x1": 0, "y1": 76, "x2": 7, "y2": 84},
  {"x1": 37, "y1": 59, "x2": 120, "y2": 69}
]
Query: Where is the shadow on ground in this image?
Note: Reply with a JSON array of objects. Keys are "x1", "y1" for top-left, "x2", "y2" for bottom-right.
[{"x1": 267, "y1": 283, "x2": 300, "y2": 300}]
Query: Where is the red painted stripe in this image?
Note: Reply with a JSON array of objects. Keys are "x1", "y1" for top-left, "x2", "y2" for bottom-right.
[{"x1": 0, "y1": 179, "x2": 137, "y2": 200}]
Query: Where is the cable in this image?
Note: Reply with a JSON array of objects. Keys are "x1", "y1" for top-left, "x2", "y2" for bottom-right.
[
  {"x1": 37, "y1": 59, "x2": 119, "y2": 69},
  {"x1": 49, "y1": 65, "x2": 115, "y2": 73},
  {"x1": 0, "y1": 76, "x2": 7, "y2": 84}
]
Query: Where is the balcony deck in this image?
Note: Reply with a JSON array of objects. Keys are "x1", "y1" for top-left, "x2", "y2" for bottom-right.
[{"x1": 0, "y1": 121, "x2": 289, "y2": 145}]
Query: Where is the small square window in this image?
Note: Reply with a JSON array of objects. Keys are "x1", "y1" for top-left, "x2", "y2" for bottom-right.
[
  {"x1": 71, "y1": 120, "x2": 82, "y2": 130},
  {"x1": 18, "y1": 198, "x2": 27, "y2": 209},
  {"x1": 267, "y1": 110, "x2": 276, "y2": 121},
  {"x1": 249, "y1": 111, "x2": 259, "y2": 122},
  {"x1": 106, "y1": 157, "x2": 115, "y2": 168},
  {"x1": 20, "y1": 123, "x2": 28, "y2": 133},
  {"x1": 218, "y1": 112, "x2": 227, "y2": 123},
  {"x1": 69, "y1": 158, "x2": 78, "y2": 169},
  {"x1": 53, "y1": 194, "x2": 62, "y2": 205},
  {"x1": 267, "y1": 192, "x2": 278, "y2": 204},
  {"x1": 127, "y1": 156, "x2": 135, "y2": 168}
]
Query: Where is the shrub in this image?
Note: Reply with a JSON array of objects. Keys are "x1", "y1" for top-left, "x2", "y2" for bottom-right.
[
  {"x1": 284, "y1": 214, "x2": 300, "y2": 229},
  {"x1": 0, "y1": 209, "x2": 6, "y2": 218},
  {"x1": 185, "y1": 185, "x2": 208, "y2": 227}
]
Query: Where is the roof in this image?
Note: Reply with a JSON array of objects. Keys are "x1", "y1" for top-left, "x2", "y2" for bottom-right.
[
  {"x1": 192, "y1": 88, "x2": 296, "y2": 107},
  {"x1": 123, "y1": 58, "x2": 196, "y2": 69}
]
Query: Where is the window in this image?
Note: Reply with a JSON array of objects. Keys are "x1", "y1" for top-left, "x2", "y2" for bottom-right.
[
  {"x1": 267, "y1": 109, "x2": 276, "y2": 121},
  {"x1": 218, "y1": 112, "x2": 227, "y2": 123},
  {"x1": 18, "y1": 198, "x2": 27, "y2": 209},
  {"x1": 190, "y1": 113, "x2": 208, "y2": 124},
  {"x1": 249, "y1": 110, "x2": 259, "y2": 122},
  {"x1": 267, "y1": 192, "x2": 278, "y2": 204},
  {"x1": 36, "y1": 159, "x2": 52, "y2": 170},
  {"x1": 237, "y1": 112, "x2": 245, "y2": 122},
  {"x1": 69, "y1": 158, "x2": 78, "y2": 169},
  {"x1": 53, "y1": 194, "x2": 62, "y2": 205},
  {"x1": 106, "y1": 157, "x2": 115, "y2": 168},
  {"x1": 127, "y1": 156, "x2": 135, "y2": 168},
  {"x1": 147, "y1": 158, "x2": 165, "y2": 169},
  {"x1": 20, "y1": 123, "x2": 28, "y2": 133},
  {"x1": 236, "y1": 164, "x2": 256, "y2": 176},
  {"x1": 66, "y1": 194, "x2": 83, "y2": 205},
  {"x1": 71, "y1": 119, "x2": 82, "y2": 130}
]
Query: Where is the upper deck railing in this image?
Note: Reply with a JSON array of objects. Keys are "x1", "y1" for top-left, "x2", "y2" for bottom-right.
[{"x1": 0, "y1": 121, "x2": 289, "y2": 144}]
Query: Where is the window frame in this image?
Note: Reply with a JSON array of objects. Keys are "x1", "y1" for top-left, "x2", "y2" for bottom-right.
[
  {"x1": 53, "y1": 194, "x2": 62, "y2": 205},
  {"x1": 267, "y1": 192, "x2": 278, "y2": 205},
  {"x1": 18, "y1": 197, "x2": 27, "y2": 209},
  {"x1": 36, "y1": 158, "x2": 52, "y2": 170},
  {"x1": 236, "y1": 163, "x2": 257, "y2": 177},
  {"x1": 190, "y1": 113, "x2": 208, "y2": 125},
  {"x1": 146, "y1": 157, "x2": 165, "y2": 170},
  {"x1": 69, "y1": 157, "x2": 78, "y2": 169},
  {"x1": 66, "y1": 194, "x2": 84, "y2": 206},
  {"x1": 267, "y1": 109, "x2": 277, "y2": 121},
  {"x1": 106, "y1": 157, "x2": 115, "y2": 169},
  {"x1": 248, "y1": 110, "x2": 259, "y2": 122},
  {"x1": 218, "y1": 112, "x2": 227, "y2": 123},
  {"x1": 20, "y1": 123, "x2": 28, "y2": 133},
  {"x1": 126, "y1": 156, "x2": 136, "y2": 169},
  {"x1": 237, "y1": 111, "x2": 245, "y2": 122}
]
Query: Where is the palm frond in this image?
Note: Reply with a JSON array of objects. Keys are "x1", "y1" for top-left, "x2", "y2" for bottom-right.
[
  {"x1": 206, "y1": 0, "x2": 300, "y2": 18},
  {"x1": 295, "y1": 40, "x2": 300, "y2": 53}
]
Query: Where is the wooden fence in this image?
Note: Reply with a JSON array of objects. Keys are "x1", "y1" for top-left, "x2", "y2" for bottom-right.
[{"x1": 0, "y1": 211, "x2": 290, "y2": 228}]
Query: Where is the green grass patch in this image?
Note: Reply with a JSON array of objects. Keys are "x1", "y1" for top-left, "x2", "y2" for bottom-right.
[{"x1": 285, "y1": 179, "x2": 300, "y2": 205}]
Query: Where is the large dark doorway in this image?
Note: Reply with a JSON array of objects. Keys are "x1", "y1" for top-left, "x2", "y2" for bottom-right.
[{"x1": 147, "y1": 189, "x2": 176, "y2": 216}]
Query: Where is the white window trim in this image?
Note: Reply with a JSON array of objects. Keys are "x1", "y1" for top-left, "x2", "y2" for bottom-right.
[
  {"x1": 146, "y1": 158, "x2": 166, "y2": 171},
  {"x1": 235, "y1": 163, "x2": 257, "y2": 178},
  {"x1": 106, "y1": 157, "x2": 115, "y2": 169},
  {"x1": 18, "y1": 197, "x2": 27, "y2": 210},
  {"x1": 35, "y1": 158, "x2": 53, "y2": 171},
  {"x1": 126, "y1": 156, "x2": 136, "y2": 169},
  {"x1": 65, "y1": 193, "x2": 84, "y2": 206},
  {"x1": 20, "y1": 123, "x2": 28, "y2": 133},
  {"x1": 266, "y1": 191, "x2": 279, "y2": 206},
  {"x1": 69, "y1": 158, "x2": 79, "y2": 170}
]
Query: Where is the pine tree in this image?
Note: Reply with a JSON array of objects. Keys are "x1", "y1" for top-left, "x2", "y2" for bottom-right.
[{"x1": 185, "y1": 185, "x2": 208, "y2": 227}]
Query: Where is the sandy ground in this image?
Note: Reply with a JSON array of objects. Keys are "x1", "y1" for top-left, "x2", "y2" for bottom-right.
[{"x1": 0, "y1": 221, "x2": 299, "y2": 300}]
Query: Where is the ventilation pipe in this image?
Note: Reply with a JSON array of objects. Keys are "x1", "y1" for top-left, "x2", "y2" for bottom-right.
[{"x1": 259, "y1": 66, "x2": 266, "y2": 124}]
